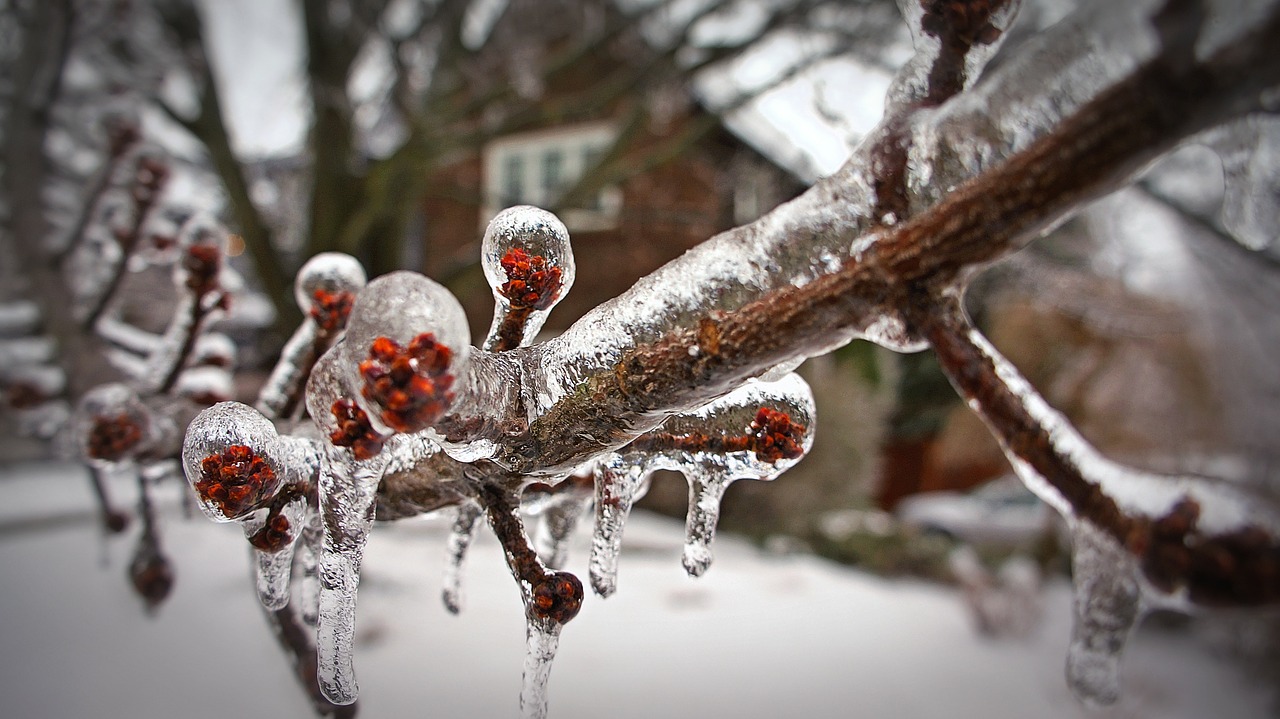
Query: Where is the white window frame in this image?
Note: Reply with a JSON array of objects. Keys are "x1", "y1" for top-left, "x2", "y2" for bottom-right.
[{"x1": 482, "y1": 122, "x2": 622, "y2": 232}]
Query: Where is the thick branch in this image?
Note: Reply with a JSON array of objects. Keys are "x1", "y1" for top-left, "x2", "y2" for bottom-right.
[{"x1": 484, "y1": 2, "x2": 1280, "y2": 474}]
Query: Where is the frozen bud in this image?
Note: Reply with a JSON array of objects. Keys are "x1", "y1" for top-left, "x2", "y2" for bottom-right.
[
  {"x1": 341, "y1": 271, "x2": 470, "y2": 434},
  {"x1": 295, "y1": 252, "x2": 366, "y2": 333},
  {"x1": 182, "y1": 401, "x2": 284, "y2": 522},
  {"x1": 328, "y1": 397, "x2": 385, "y2": 459},
  {"x1": 627, "y1": 374, "x2": 815, "y2": 578},
  {"x1": 77, "y1": 383, "x2": 151, "y2": 462},
  {"x1": 633, "y1": 373, "x2": 816, "y2": 478},
  {"x1": 129, "y1": 546, "x2": 175, "y2": 610},
  {"x1": 529, "y1": 571, "x2": 584, "y2": 624},
  {"x1": 481, "y1": 206, "x2": 574, "y2": 350},
  {"x1": 174, "y1": 216, "x2": 226, "y2": 295},
  {"x1": 482, "y1": 206, "x2": 575, "y2": 309}
]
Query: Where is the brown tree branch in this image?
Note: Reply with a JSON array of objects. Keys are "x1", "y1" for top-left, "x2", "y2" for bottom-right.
[{"x1": 470, "y1": 1, "x2": 1280, "y2": 475}]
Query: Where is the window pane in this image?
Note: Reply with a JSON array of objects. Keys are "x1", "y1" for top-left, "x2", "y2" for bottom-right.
[
  {"x1": 542, "y1": 149, "x2": 563, "y2": 200},
  {"x1": 582, "y1": 146, "x2": 602, "y2": 210},
  {"x1": 503, "y1": 154, "x2": 524, "y2": 206}
]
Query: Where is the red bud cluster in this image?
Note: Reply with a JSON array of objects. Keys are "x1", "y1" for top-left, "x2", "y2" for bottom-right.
[
  {"x1": 195, "y1": 444, "x2": 276, "y2": 519},
  {"x1": 329, "y1": 398, "x2": 385, "y2": 459},
  {"x1": 87, "y1": 413, "x2": 145, "y2": 461},
  {"x1": 499, "y1": 248, "x2": 563, "y2": 311},
  {"x1": 529, "y1": 571, "x2": 584, "y2": 624},
  {"x1": 747, "y1": 407, "x2": 806, "y2": 463},
  {"x1": 358, "y1": 333, "x2": 455, "y2": 432},
  {"x1": 183, "y1": 243, "x2": 222, "y2": 295},
  {"x1": 310, "y1": 288, "x2": 355, "y2": 335},
  {"x1": 249, "y1": 513, "x2": 294, "y2": 553}
]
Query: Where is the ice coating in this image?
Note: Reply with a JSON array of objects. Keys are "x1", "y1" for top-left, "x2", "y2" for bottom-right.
[
  {"x1": 248, "y1": 493, "x2": 308, "y2": 610},
  {"x1": 293, "y1": 252, "x2": 367, "y2": 316},
  {"x1": 140, "y1": 293, "x2": 203, "y2": 394},
  {"x1": 902, "y1": 0, "x2": 1161, "y2": 210},
  {"x1": 589, "y1": 374, "x2": 815, "y2": 585},
  {"x1": 175, "y1": 365, "x2": 233, "y2": 405},
  {"x1": 1209, "y1": 117, "x2": 1280, "y2": 253},
  {"x1": 1065, "y1": 521, "x2": 1142, "y2": 706},
  {"x1": 479, "y1": 483, "x2": 584, "y2": 717},
  {"x1": 76, "y1": 382, "x2": 152, "y2": 463},
  {"x1": 524, "y1": 477, "x2": 593, "y2": 571},
  {"x1": 961, "y1": 323, "x2": 1280, "y2": 546},
  {"x1": 181, "y1": 402, "x2": 284, "y2": 522},
  {"x1": 589, "y1": 455, "x2": 652, "y2": 597},
  {"x1": 926, "y1": 298, "x2": 1280, "y2": 699},
  {"x1": 481, "y1": 205, "x2": 575, "y2": 350},
  {"x1": 885, "y1": 0, "x2": 1023, "y2": 117},
  {"x1": 297, "y1": 510, "x2": 324, "y2": 627},
  {"x1": 442, "y1": 500, "x2": 483, "y2": 614},
  {"x1": 339, "y1": 271, "x2": 470, "y2": 436},
  {"x1": 315, "y1": 440, "x2": 387, "y2": 705},
  {"x1": 192, "y1": 332, "x2": 236, "y2": 368},
  {"x1": 521, "y1": 619, "x2": 562, "y2": 719}
]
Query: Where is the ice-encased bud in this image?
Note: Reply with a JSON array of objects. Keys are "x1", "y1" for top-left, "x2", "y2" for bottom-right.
[
  {"x1": 664, "y1": 374, "x2": 815, "y2": 577},
  {"x1": 482, "y1": 206, "x2": 575, "y2": 307},
  {"x1": 481, "y1": 206, "x2": 574, "y2": 350},
  {"x1": 651, "y1": 373, "x2": 816, "y2": 478},
  {"x1": 173, "y1": 215, "x2": 226, "y2": 295},
  {"x1": 341, "y1": 271, "x2": 471, "y2": 434},
  {"x1": 295, "y1": 252, "x2": 366, "y2": 331},
  {"x1": 76, "y1": 382, "x2": 152, "y2": 463},
  {"x1": 182, "y1": 401, "x2": 285, "y2": 522}
]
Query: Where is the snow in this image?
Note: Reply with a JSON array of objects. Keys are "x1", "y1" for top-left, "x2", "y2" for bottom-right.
[{"x1": 0, "y1": 459, "x2": 1273, "y2": 719}]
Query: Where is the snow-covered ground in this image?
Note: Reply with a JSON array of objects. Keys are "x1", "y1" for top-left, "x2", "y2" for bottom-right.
[{"x1": 0, "y1": 459, "x2": 1273, "y2": 719}]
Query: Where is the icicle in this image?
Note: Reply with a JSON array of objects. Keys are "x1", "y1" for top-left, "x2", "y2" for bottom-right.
[
  {"x1": 1207, "y1": 117, "x2": 1280, "y2": 253},
  {"x1": 246, "y1": 493, "x2": 308, "y2": 611},
  {"x1": 129, "y1": 468, "x2": 174, "y2": 613},
  {"x1": 479, "y1": 205, "x2": 575, "y2": 351},
  {"x1": 639, "y1": 374, "x2": 816, "y2": 578},
  {"x1": 1065, "y1": 521, "x2": 1142, "y2": 707},
  {"x1": 588, "y1": 456, "x2": 651, "y2": 597},
  {"x1": 442, "y1": 500, "x2": 483, "y2": 614},
  {"x1": 523, "y1": 473, "x2": 593, "y2": 570},
  {"x1": 521, "y1": 618, "x2": 562, "y2": 719},
  {"x1": 314, "y1": 442, "x2": 385, "y2": 706},
  {"x1": 296, "y1": 508, "x2": 324, "y2": 627},
  {"x1": 681, "y1": 465, "x2": 733, "y2": 578}
]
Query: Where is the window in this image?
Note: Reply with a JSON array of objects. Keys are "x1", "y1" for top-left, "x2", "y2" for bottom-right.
[{"x1": 483, "y1": 122, "x2": 621, "y2": 232}]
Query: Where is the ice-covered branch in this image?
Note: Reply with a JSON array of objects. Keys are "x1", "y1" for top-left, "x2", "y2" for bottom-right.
[
  {"x1": 472, "y1": 0, "x2": 1280, "y2": 475},
  {"x1": 915, "y1": 293, "x2": 1280, "y2": 607},
  {"x1": 912, "y1": 290, "x2": 1280, "y2": 701}
]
